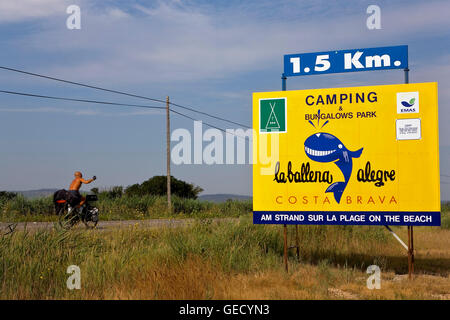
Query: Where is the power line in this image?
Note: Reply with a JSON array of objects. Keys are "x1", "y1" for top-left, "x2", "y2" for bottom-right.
[
  {"x1": 0, "y1": 66, "x2": 166, "y2": 104},
  {"x1": 169, "y1": 109, "x2": 250, "y2": 140},
  {"x1": 0, "y1": 89, "x2": 165, "y2": 110},
  {"x1": 0, "y1": 88, "x2": 250, "y2": 140},
  {"x1": 169, "y1": 101, "x2": 251, "y2": 128},
  {"x1": 0, "y1": 65, "x2": 251, "y2": 128},
  {"x1": 168, "y1": 109, "x2": 250, "y2": 141}
]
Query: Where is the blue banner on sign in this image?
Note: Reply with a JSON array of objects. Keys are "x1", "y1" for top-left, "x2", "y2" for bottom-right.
[
  {"x1": 253, "y1": 211, "x2": 440, "y2": 226},
  {"x1": 284, "y1": 45, "x2": 408, "y2": 77}
]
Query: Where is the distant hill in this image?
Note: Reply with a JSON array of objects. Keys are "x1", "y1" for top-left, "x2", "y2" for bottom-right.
[
  {"x1": 14, "y1": 189, "x2": 58, "y2": 199},
  {"x1": 198, "y1": 194, "x2": 252, "y2": 203}
]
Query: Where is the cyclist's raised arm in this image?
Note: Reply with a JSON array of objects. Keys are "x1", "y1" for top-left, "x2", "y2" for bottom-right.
[{"x1": 80, "y1": 177, "x2": 95, "y2": 184}]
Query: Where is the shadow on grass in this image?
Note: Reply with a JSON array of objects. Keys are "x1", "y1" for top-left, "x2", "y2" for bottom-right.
[{"x1": 291, "y1": 250, "x2": 449, "y2": 276}]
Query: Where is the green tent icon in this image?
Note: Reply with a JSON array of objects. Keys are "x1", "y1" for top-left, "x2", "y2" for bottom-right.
[
  {"x1": 265, "y1": 102, "x2": 280, "y2": 129},
  {"x1": 260, "y1": 98, "x2": 286, "y2": 133}
]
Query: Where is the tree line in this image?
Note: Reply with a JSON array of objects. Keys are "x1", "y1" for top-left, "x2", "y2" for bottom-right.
[{"x1": 90, "y1": 175, "x2": 203, "y2": 199}]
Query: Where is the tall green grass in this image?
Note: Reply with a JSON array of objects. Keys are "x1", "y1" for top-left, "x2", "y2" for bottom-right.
[
  {"x1": 0, "y1": 195, "x2": 54, "y2": 221},
  {"x1": 440, "y1": 202, "x2": 450, "y2": 229},
  {"x1": 2, "y1": 195, "x2": 449, "y2": 232},
  {"x1": 0, "y1": 216, "x2": 402, "y2": 299},
  {"x1": 0, "y1": 194, "x2": 252, "y2": 222}
]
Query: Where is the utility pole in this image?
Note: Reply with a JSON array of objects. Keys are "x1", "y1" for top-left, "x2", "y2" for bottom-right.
[{"x1": 166, "y1": 96, "x2": 171, "y2": 212}]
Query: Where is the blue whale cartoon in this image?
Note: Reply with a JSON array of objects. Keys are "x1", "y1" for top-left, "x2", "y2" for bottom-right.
[{"x1": 304, "y1": 132, "x2": 363, "y2": 203}]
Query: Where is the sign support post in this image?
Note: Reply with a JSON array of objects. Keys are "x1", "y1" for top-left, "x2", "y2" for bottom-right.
[
  {"x1": 283, "y1": 225, "x2": 288, "y2": 272},
  {"x1": 295, "y1": 225, "x2": 300, "y2": 262},
  {"x1": 404, "y1": 67, "x2": 414, "y2": 279},
  {"x1": 280, "y1": 74, "x2": 302, "y2": 269},
  {"x1": 408, "y1": 226, "x2": 414, "y2": 279},
  {"x1": 281, "y1": 74, "x2": 288, "y2": 272}
]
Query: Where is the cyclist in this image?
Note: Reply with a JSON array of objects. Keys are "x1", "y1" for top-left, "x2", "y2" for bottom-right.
[{"x1": 69, "y1": 171, "x2": 96, "y2": 209}]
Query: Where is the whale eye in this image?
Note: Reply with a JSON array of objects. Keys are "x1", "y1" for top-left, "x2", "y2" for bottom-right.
[{"x1": 338, "y1": 144, "x2": 343, "y2": 149}]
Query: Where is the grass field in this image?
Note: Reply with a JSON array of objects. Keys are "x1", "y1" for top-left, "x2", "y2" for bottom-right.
[
  {"x1": 1, "y1": 214, "x2": 449, "y2": 299},
  {"x1": 0, "y1": 194, "x2": 252, "y2": 222}
]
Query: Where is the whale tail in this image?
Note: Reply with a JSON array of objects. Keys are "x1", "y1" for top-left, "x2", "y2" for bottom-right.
[
  {"x1": 325, "y1": 182, "x2": 347, "y2": 203},
  {"x1": 350, "y1": 148, "x2": 363, "y2": 158}
]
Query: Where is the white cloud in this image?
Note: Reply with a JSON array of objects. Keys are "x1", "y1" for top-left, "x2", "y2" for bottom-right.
[
  {"x1": 0, "y1": 0, "x2": 72, "y2": 22},
  {"x1": 106, "y1": 7, "x2": 129, "y2": 19},
  {"x1": 9, "y1": 0, "x2": 446, "y2": 86}
]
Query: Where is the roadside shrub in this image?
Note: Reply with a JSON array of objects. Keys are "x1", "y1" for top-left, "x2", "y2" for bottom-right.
[
  {"x1": 0, "y1": 195, "x2": 53, "y2": 217},
  {"x1": 0, "y1": 191, "x2": 17, "y2": 202},
  {"x1": 125, "y1": 176, "x2": 203, "y2": 199}
]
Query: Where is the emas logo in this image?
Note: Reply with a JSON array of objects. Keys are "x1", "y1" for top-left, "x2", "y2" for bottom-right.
[
  {"x1": 304, "y1": 113, "x2": 363, "y2": 203},
  {"x1": 397, "y1": 91, "x2": 419, "y2": 114}
]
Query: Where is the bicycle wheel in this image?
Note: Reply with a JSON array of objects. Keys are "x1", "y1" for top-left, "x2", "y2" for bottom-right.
[
  {"x1": 82, "y1": 217, "x2": 98, "y2": 229},
  {"x1": 81, "y1": 207, "x2": 98, "y2": 229},
  {"x1": 58, "y1": 207, "x2": 79, "y2": 230}
]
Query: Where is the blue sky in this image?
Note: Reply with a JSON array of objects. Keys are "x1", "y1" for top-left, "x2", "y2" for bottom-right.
[{"x1": 0, "y1": 0, "x2": 449, "y2": 199}]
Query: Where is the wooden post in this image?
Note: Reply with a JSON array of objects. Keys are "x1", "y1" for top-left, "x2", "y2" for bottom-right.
[
  {"x1": 411, "y1": 226, "x2": 415, "y2": 276},
  {"x1": 295, "y1": 225, "x2": 300, "y2": 262},
  {"x1": 283, "y1": 224, "x2": 288, "y2": 272},
  {"x1": 407, "y1": 226, "x2": 411, "y2": 278},
  {"x1": 407, "y1": 225, "x2": 414, "y2": 279},
  {"x1": 166, "y1": 96, "x2": 171, "y2": 212}
]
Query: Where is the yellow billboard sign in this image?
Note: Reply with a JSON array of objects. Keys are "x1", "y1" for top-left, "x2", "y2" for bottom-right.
[{"x1": 252, "y1": 82, "x2": 440, "y2": 226}]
